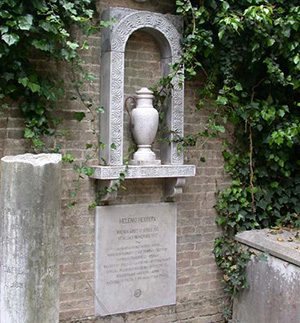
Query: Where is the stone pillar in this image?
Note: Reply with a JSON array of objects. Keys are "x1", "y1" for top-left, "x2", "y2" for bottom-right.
[{"x1": 0, "y1": 154, "x2": 62, "y2": 323}]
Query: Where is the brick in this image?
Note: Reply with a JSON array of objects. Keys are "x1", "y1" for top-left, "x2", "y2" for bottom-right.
[{"x1": 178, "y1": 234, "x2": 202, "y2": 244}]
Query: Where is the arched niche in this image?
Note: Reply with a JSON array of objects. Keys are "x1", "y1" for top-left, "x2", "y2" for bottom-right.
[
  {"x1": 124, "y1": 30, "x2": 162, "y2": 159},
  {"x1": 99, "y1": 8, "x2": 184, "y2": 166}
]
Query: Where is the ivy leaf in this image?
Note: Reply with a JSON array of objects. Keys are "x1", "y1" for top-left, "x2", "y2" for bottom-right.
[
  {"x1": 234, "y1": 83, "x2": 243, "y2": 91},
  {"x1": 62, "y1": 153, "x2": 74, "y2": 163},
  {"x1": 100, "y1": 19, "x2": 115, "y2": 28},
  {"x1": 18, "y1": 15, "x2": 33, "y2": 30},
  {"x1": 0, "y1": 26, "x2": 8, "y2": 34},
  {"x1": 96, "y1": 106, "x2": 105, "y2": 114},
  {"x1": 66, "y1": 41, "x2": 79, "y2": 50},
  {"x1": 32, "y1": 39, "x2": 51, "y2": 51},
  {"x1": 0, "y1": 10, "x2": 12, "y2": 19},
  {"x1": 39, "y1": 21, "x2": 57, "y2": 34},
  {"x1": 3, "y1": 72, "x2": 13, "y2": 81},
  {"x1": 18, "y1": 77, "x2": 29, "y2": 87},
  {"x1": 267, "y1": 38, "x2": 275, "y2": 47},
  {"x1": 83, "y1": 73, "x2": 97, "y2": 82},
  {"x1": 2, "y1": 33, "x2": 19, "y2": 46},
  {"x1": 73, "y1": 112, "x2": 86, "y2": 121},
  {"x1": 24, "y1": 128, "x2": 35, "y2": 139},
  {"x1": 218, "y1": 29, "x2": 225, "y2": 40},
  {"x1": 293, "y1": 55, "x2": 300, "y2": 65},
  {"x1": 33, "y1": 139, "x2": 43, "y2": 148},
  {"x1": 216, "y1": 95, "x2": 228, "y2": 105},
  {"x1": 83, "y1": 167, "x2": 94, "y2": 176},
  {"x1": 27, "y1": 82, "x2": 40, "y2": 93},
  {"x1": 4, "y1": 0, "x2": 18, "y2": 7}
]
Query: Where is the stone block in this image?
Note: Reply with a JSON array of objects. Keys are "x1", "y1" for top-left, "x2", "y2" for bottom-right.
[
  {"x1": 0, "y1": 153, "x2": 62, "y2": 323},
  {"x1": 233, "y1": 229, "x2": 300, "y2": 323},
  {"x1": 94, "y1": 203, "x2": 177, "y2": 316}
]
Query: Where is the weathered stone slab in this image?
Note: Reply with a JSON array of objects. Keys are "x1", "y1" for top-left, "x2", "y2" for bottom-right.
[
  {"x1": 232, "y1": 253, "x2": 300, "y2": 323},
  {"x1": 236, "y1": 228, "x2": 300, "y2": 267},
  {"x1": 95, "y1": 203, "x2": 177, "y2": 316},
  {"x1": 0, "y1": 154, "x2": 62, "y2": 323},
  {"x1": 233, "y1": 229, "x2": 300, "y2": 323}
]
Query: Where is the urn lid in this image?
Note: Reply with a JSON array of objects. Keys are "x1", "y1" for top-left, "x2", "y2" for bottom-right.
[{"x1": 135, "y1": 87, "x2": 154, "y2": 100}]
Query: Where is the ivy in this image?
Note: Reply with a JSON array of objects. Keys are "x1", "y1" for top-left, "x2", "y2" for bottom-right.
[
  {"x1": 0, "y1": 0, "x2": 112, "y2": 142},
  {"x1": 176, "y1": 0, "x2": 300, "y2": 319},
  {"x1": 0, "y1": 0, "x2": 117, "y2": 208}
]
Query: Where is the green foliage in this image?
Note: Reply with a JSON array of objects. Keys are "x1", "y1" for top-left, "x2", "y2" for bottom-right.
[
  {"x1": 176, "y1": 0, "x2": 300, "y2": 318},
  {"x1": 214, "y1": 236, "x2": 251, "y2": 318},
  {"x1": 0, "y1": 0, "x2": 116, "y2": 207},
  {"x1": 0, "y1": 0, "x2": 108, "y2": 139}
]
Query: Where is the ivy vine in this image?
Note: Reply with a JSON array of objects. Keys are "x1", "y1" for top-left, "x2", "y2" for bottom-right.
[
  {"x1": 176, "y1": 0, "x2": 300, "y2": 319},
  {"x1": 0, "y1": 0, "x2": 118, "y2": 204},
  {"x1": 0, "y1": 0, "x2": 107, "y2": 140}
]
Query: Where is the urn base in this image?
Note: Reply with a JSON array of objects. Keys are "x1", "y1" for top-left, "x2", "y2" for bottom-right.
[{"x1": 129, "y1": 145, "x2": 161, "y2": 165}]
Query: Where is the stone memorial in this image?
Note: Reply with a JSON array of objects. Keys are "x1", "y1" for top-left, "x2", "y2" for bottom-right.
[
  {"x1": 91, "y1": 8, "x2": 196, "y2": 202},
  {"x1": 0, "y1": 154, "x2": 62, "y2": 323},
  {"x1": 233, "y1": 229, "x2": 300, "y2": 323},
  {"x1": 92, "y1": 7, "x2": 196, "y2": 319},
  {"x1": 95, "y1": 203, "x2": 176, "y2": 316}
]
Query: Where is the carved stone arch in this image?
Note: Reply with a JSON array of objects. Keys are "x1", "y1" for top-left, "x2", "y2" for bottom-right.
[{"x1": 99, "y1": 8, "x2": 184, "y2": 166}]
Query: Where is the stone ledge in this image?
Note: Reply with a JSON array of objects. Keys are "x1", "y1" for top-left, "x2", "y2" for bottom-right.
[
  {"x1": 236, "y1": 228, "x2": 300, "y2": 267},
  {"x1": 89, "y1": 165, "x2": 196, "y2": 180}
]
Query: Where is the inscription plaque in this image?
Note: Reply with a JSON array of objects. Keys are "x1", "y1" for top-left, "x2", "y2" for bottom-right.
[{"x1": 95, "y1": 203, "x2": 176, "y2": 316}]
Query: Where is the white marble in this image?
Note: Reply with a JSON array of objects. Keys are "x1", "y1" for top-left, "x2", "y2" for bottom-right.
[
  {"x1": 95, "y1": 203, "x2": 177, "y2": 316},
  {"x1": 130, "y1": 88, "x2": 160, "y2": 165},
  {"x1": 90, "y1": 164, "x2": 195, "y2": 180}
]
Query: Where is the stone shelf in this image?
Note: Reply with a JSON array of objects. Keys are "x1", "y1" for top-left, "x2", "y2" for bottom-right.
[
  {"x1": 90, "y1": 164, "x2": 196, "y2": 201},
  {"x1": 90, "y1": 164, "x2": 196, "y2": 180}
]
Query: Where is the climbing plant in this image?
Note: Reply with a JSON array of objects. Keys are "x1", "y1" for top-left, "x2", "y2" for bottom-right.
[
  {"x1": 176, "y1": 0, "x2": 300, "y2": 319},
  {"x1": 0, "y1": 0, "x2": 118, "y2": 204},
  {"x1": 0, "y1": 0, "x2": 111, "y2": 145}
]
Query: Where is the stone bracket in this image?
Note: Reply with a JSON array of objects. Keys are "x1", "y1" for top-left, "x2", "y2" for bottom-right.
[
  {"x1": 91, "y1": 164, "x2": 195, "y2": 201},
  {"x1": 164, "y1": 178, "x2": 186, "y2": 200},
  {"x1": 97, "y1": 177, "x2": 187, "y2": 201},
  {"x1": 97, "y1": 180, "x2": 120, "y2": 201}
]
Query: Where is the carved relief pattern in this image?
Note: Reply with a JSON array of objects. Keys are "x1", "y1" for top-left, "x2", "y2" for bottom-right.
[
  {"x1": 92, "y1": 165, "x2": 195, "y2": 180},
  {"x1": 110, "y1": 52, "x2": 124, "y2": 165},
  {"x1": 170, "y1": 73, "x2": 184, "y2": 164},
  {"x1": 111, "y1": 11, "x2": 182, "y2": 57},
  {"x1": 104, "y1": 9, "x2": 184, "y2": 166}
]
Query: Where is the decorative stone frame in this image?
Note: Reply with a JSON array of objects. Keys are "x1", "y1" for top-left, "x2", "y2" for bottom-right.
[{"x1": 91, "y1": 8, "x2": 195, "y2": 200}]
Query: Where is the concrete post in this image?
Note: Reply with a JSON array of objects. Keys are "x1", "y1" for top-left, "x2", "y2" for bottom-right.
[{"x1": 0, "y1": 154, "x2": 62, "y2": 323}]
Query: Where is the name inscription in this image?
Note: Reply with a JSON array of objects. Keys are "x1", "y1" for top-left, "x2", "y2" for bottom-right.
[{"x1": 95, "y1": 203, "x2": 176, "y2": 316}]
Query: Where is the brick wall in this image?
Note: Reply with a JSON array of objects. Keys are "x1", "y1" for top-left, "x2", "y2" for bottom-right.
[{"x1": 0, "y1": 0, "x2": 231, "y2": 322}]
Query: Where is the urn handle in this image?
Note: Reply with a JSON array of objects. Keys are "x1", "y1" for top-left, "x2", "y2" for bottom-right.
[{"x1": 125, "y1": 96, "x2": 136, "y2": 129}]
